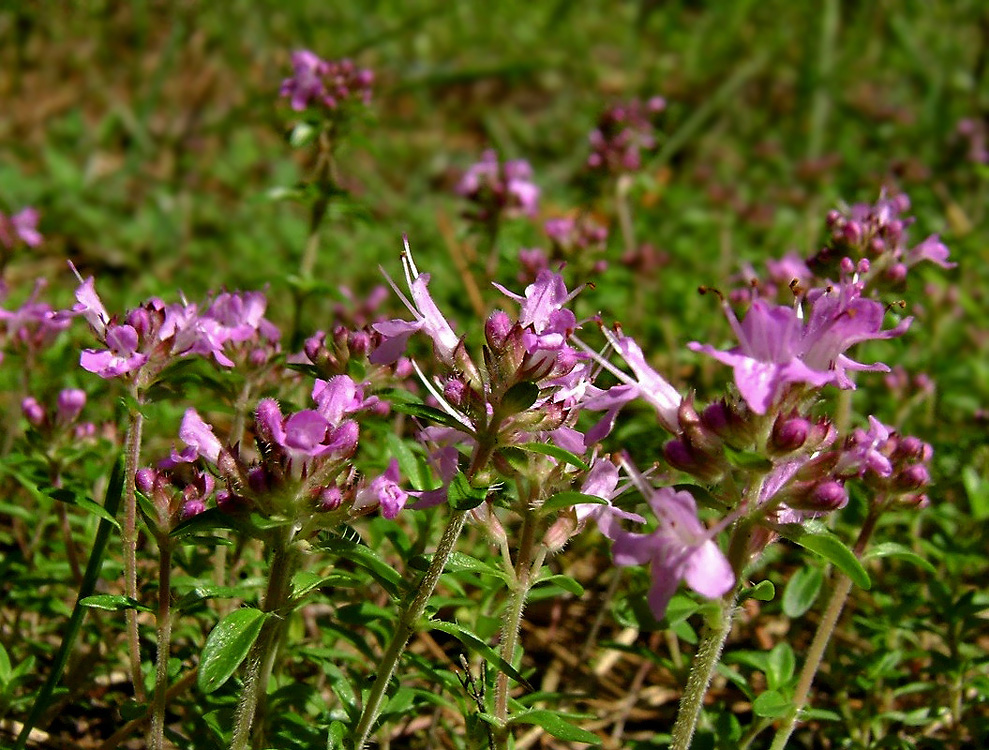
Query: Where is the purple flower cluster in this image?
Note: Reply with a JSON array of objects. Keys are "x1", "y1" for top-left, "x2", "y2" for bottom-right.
[
  {"x1": 0, "y1": 279, "x2": 72, "y2": 363},
  {"x1": 0, "y1": 207, "x2": 42, "y2": 251},
  {"x1": 813, "y1": 191, "x2": 956, "y2": 284},
  {"x1": 456, "y1": 149, "x2": 540, "y2": 223},
  {"x1": 545, "y1": 215, "x2": 609, "y2": 254},
  {"x1": 587, "y1": 97, "x2": 666, "y2": 174},
  {"x1": 73, "y1": 268, "x2": 279, "y2": 384},
  {"x1": 21, "y1": 388, "x2": 95, "y2": 441},
  {"x1": 690, "y1": 278, "x2": 911, "y2": 415},
  {"x1": 371, "y1": 241, "x2": 610, "y2": 510},
  {"x1": 280, "y1": 50, "x2": 373, "y2": 113},
  {"x1": 146, "y1": 374, "x2": 404, "y2": 529}
]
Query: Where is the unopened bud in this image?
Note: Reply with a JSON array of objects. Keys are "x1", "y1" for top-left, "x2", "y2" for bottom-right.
[
  {"x1": 126, "y1": 307, "x2": 152, "y2": 337},
  {"x1": 56, "y1": 389, "x2": 86, "y2": 424},
  {"x1": 886, "y1": 263, "x2": 908, "y2": 284},
  {"x1": 787, "y1": 480, "x2": 847, "y2": 512},
  {"x1": 444, "y1": 377, "x2": 467, "y2": 406},
  {"x1": 21, "y1": 397, "x2": 45, "y2": 426},
  {"x1": 485, "y1": 310, "x2": 513, "y2": 349},
  {"x1": 181, "y1": 498, "x2": 207, "y2": 519},
  {"x1": 135, "y1": 468, "x2": 157, "y2": 495},
  {"x1": 319, "y1": 486, "x2": 343, "y2": 511},
  {"x1": 894, "y1": 464, "x2": 930, "y2": 492},
  {"x1": 771, "y1": 416, "x2": 810, "y2": 453},
  {"x1": 347, "y1": 330, "x2": 371, "y2": 357}
]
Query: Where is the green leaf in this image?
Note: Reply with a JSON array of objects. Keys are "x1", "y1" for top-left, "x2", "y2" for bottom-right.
[
  {"x1": 752, "y1": 689, "x2": 791, "y2": 718},
  {"x1": 508, "y1": 709, "x2": 600, "y2": 744},
  {"x1": 782, "y1": 565, "x2": 824, "y2": 618},
  {"x1": 864, "y1": 542, "x2": 936, "y2": 573},
  {"x1": 766, "y1": 643, "x2": 795, "y2": 690},
  {"x1": 447, "y1": 471, "x2": 488, "y2": 511},
  {"x1": 198, "y1": 608, "x2": 268, "y2": 694},
  {"x1": 174, "y1": 585, "x2": 252, "y2": 611},
  {"x1": 325, "y1": 720, "x2": 347, "y2": 750},
  {"x1": 540, "y1": 491, "x2": 607, "y2": 514},
  {"x1": 384, "y1": 432, "x2": 434, "y2": 491},
  {"x1": 962, "y1": 466, "x2": 989, "y2": 519},
  {"x1": 170, "y1": 508, "x2": 241, "y2": 539},
  {"x1": 532, "y1": 574, "x2": 584, "y2": 597},
  {"x1": 427, "y1": 621, "x2": 530, "y2": 689},
  {"x1": 740, "y1": 579, "x2": 776, "y2": 603},
  {"x1": 80, "y1": 595, "x2": 153, "y2": 613},
  {"x1": 49, "y1": 488, "x2": 120, "y2": 529},
  {"x1": 410, "y1": 551, "x2": 510, "y2": 582},
  {"x1": 391, "y1": 401, "x2": 469, "y2": 431},
  {"x1": 499, "y1": 381, "x2": 539, "y2": 414},
  {"x1": 775, "y1": 521, "x2": 871, "y2": 589},
  {"x1": 516, "y1": 442, "x2": 589, "y2": 471},
  {"x1": 319, "y1": 537, "x2": 403, "y2": 597}
]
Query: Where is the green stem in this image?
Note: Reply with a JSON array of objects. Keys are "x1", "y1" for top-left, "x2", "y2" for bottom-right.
[
  {"x1": 493, "y1": 508, "x2": 541, "y2": 745},
  {"x1": 351, "y1": 508, "x2": 468, "y2": 749},
  {"x1": 230, "y1": 528, "x2": 299, "y2": 750},
  {"x1": 352, "y1": 438, "x2": 496, "y2": 749},
  {"x1": 149, "y1": 538, "x2": 174, "y2": 750},
  {"x1": 124, "y1": 404, "x2": 146, "y2": 702},
  {"x1": 769, "y1": 506, "x2": 882, "y2": 750},
  {"x1": 669, "y1": 584, "x2": 741, "y2": 750}
]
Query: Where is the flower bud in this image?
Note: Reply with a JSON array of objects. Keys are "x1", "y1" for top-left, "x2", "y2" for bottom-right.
[
  {"x1": 771, "y1": 415, "x2": 810, "y2": 453},
  {"x1": 181, "y1": 497, "x2": 207, "y2": 519},
  {"x1": 485, "y1": 310, "x2": 513, "y2": 350},
  {"x1": 255, "y1": 399, "x2": 283, "y2": 445},
  {"x1": 347, "y1": 330, "x2": 371, "y2": 357},
  {"x1": 787, "y1": 480, "x2": 847, "y2": 512},
  {"x1": 894, "y1": 464, "x2": 930, "y2": 492},
  {"x1": 21, "y1": 397, "x2": 45, "y2": 426},
  {"x1": 126, "y1": 307, "x2": 152, "y2": 338},
  {"x1": 543, "y1": 513, "x2": 578, "y2": 553},
  {"x1": 135, "y1": 468, "x2": 157, "y2": 495},
  {"x1": 444, "y1": 377, "x2": 467, "y2": 406},
  {"x1": 885, "y1": 262, "x2": 908, "y2": 284},
  {"x1": 318, "y1": 486, "x2": 343, "y2": 511},
  {"x1": 56, "y1": 389, "x2": 86, "y2": 424}
]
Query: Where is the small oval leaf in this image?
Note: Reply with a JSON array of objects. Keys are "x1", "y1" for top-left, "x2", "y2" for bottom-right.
[
  {"x1": 508, "y1": 709, "x2": 599, "y2": 744},
  {"x1": 775, "y1": 521, "x2": 871, "y2": 590},
  {"x1": 782, "y1": 565, "x2": 824, "y2": 618},
  {"x1": 447, "y1": 471, "x2": 488, "y2": 511},
  {"x1": 198, "y1": 608, "x2": 268, "y2": 694},
  {"x1": 752, "y1": 689, "x2": 791, "y2": 718}
]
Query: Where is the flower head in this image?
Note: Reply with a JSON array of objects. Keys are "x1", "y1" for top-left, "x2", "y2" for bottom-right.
[
  {"x1": 689, "y1": 282, "x2": 911, "y2": 414},
  {"x1": 609, "y1": 485, "x2": 733, "y2": 619}
]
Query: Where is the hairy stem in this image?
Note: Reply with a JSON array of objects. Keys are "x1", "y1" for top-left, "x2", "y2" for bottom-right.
[
  {"x1": 769, "y1": 505, "x2": 881, "y2": 750},
  {"x1": 124, "y1": 404, "x2": 146, "y2": 702},
  {"x1": 230, "y1": 528, "x2": 298, "y2": 750},
  {"x1": 669, "y1": 584, "x2": 741, "y2": 750},
  {"x1": 352, "y1": 508, "x2": 468, "y2": 749},
  {"x1": 493, "y1": 508, "x2": 540, "y2": 744},
  {"x1": 352, "y1": 439, "x2": 496, "y2": 749},
  {"x1": 149, "y1": 538, "x2": 174, "y2": 750}
]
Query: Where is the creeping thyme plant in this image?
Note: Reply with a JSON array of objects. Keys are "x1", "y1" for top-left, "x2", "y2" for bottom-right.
[{"x1": 2, "y1": 7, "x2": 985, "y2": 750}]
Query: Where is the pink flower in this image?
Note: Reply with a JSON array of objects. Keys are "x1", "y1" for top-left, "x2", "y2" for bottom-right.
[
  {"x1": 0, "y1": 208, "x2": 42, "y2": 249},
  {"x1": 689, "y1": 283, "x2": 911, "y2": 414},
  {"x1": 609, "y1": 486, "x2": 734, "y2": 619},
  {"x1": 371, "y1": 238, "x2": 461, "y2": 366}
]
